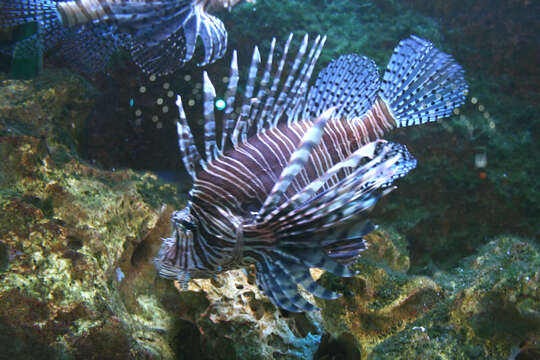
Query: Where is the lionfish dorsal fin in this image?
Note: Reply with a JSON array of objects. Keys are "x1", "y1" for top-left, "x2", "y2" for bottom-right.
[
  {"x1": 301, "y1": 54, "x2": 380, "y2": 121},
  {"x1": 256, "y1": 107, "x2": 334, "y2": 220},
  {"x1": 380, "y1": 35, "x2": 468, "y2": 127},
  {"x1": 176, "y1": 96, "x2": 201, "y2": 179},
  {"x1": 214, "y1": 34, "x2": 326, "y2": 152},
  {"x1": 252, "y1": 38, "x2": 277, "y2": 133},
  {"x1": 221, "y1": 50, "x2": 239, "y2": 151},
  {"x1": 285, "y1": 34, "x2": 326, "y2": 125},
  {"x1": 257, "y1": 33, "x2": 294, "y2": 129},
  {"x1": 231, "y1": 45, "x2": 261, "y2": 146},
  {"x1": 203, "y1": 71, "x2": 218, "y2": 163}
]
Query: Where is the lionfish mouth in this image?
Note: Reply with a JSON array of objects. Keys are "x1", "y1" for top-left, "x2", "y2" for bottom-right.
[{"x1": 154, "y1": 209, "x2": 216, "y2": 288}]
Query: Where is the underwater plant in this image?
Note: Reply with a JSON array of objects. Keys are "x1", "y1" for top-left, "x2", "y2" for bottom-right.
[
  {"x1": 0, "y1": 0, "x2": 252, "y2": 74},
  {"x1": 154, "y1": 33, "x2": 468, "y2": 311}
]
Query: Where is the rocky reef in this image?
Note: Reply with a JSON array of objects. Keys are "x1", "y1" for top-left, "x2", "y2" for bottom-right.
[
  {"x1": 0, "y1": 71, "x2": 327, "y2": 359},
  {"x1": 1, "y1": 68, "x2": 539, "y2": 360},
  {"x1": 317, "y1": 233, "x2": 539, "y2": 359}
]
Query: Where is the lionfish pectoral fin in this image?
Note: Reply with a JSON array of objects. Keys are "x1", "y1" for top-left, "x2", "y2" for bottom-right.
[
  {"x1": 321, "y1": 221, "x2": 374, "y2": 264},
  {"x1": 301, "y1": 53, "x2": 380, "y2": 121},
  {"x1": 255, "y1": 254, "x2": 319, "y2": 312},
  {"x1": 257, "y1": 107, "x2": 335, "y2": 220},
  {"x1": 128, "y1": 0, "x2": 227, "y2": 74},
  {"x1": 259, "y1": 140, "x2": 415, "y2": 271},
  {"x1": 262, "y1": 140, "x2": 416, "y2": 227},
  {"x1": 254, "y1": 245, "x2": 356, "y2": 310},
  {"x1": 177, "y1": 1, "x2": 227, "y2": 66},
  {"x1": 197, "y1": 11, "x2": 227, "y2": 66},
  {"x1": 129, "y1": 27, "x2": 189, "y2": 75}
]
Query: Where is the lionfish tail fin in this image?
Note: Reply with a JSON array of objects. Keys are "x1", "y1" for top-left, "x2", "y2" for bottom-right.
[
  {"x1": 302, "y1": 54, "x2": 380, "y2": 121},
  {"x1": 0, "y1": 0, "x2": 60, "y2": 30},
  {"x1": 380, "y1": 35, "x2": 468, "y2": 127}
]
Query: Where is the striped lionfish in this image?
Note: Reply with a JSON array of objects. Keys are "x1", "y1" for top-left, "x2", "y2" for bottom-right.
[
  {"x1": 0, "y1": 0, "x2": 250, "y2": 74},
  {"x1": 155, "y1": 34, "x2": 468, "y2": 312}
]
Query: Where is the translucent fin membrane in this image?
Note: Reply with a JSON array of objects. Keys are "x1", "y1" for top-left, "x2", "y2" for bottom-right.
[{"x1": 380, "y1": 35, "x2": 468, "y2": 127}]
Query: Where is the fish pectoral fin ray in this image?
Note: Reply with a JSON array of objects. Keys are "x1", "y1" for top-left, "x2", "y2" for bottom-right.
[
  {"x1": 302, "y1": 54, "x2": 380, "y2": 121},
  {"x1": 262, "y1": 141, "x2": 416, "y2": 248},
  {"x1": 255, "y1": 254, "x2": 319, "y2": 312},
  {"x1": 129, "y1": 27, "x2": 188, "y2": 75},
  {"x1": 128, "y1": 1, "x2": 227, "y2": 74},
  {"x1": 256, "y1": 108, "x2": 335, "y2": 220},
  {"x1": 197, "y1": 11, "x2": 227, "y2": 66}
]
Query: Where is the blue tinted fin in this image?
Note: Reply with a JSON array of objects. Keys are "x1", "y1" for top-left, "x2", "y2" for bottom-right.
[
  {"x1": 302, "y1": 54, "x2": 380, "y2": 121},
  {"x1": 380, "y1": 35, "x2": 468, "y2": 127}
]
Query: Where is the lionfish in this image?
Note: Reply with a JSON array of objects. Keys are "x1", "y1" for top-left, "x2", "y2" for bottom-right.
[
  {"x1": 155, "y1": 34, "x2": 468, "y2": 312},
  {"x1": 0, "y1": 0, "x2": 249, "y2": 74}
]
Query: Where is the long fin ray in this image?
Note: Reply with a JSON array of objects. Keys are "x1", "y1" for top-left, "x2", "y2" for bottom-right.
[{"x1": 257, "y1": 107, "x2": 334, "y2": 220}]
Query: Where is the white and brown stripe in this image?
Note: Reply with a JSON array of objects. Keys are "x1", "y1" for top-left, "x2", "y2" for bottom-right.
[{"x1": 191, "y1": 97, "x2": 397, "y2": 245}]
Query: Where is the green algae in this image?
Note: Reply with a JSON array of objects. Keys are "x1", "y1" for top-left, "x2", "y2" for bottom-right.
[{"x1": 367, "y1": 237, "x2": 540, "y2": 359}]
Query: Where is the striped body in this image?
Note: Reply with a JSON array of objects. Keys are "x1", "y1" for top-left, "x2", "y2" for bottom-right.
[
  {"x1": 156, "y1": 34, "x2": 468, "y2": 311},
  {"x1": 195, "y1": 99, "x2": 396, "y2": 221}
]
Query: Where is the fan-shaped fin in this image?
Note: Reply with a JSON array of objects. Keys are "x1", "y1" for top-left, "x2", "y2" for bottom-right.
[
  {"x1": 380, "y1": 35, "x2": 468, "y2": 127},
  {"x1": 302, "y1": 54, "x2": 380, "y2": 121}
]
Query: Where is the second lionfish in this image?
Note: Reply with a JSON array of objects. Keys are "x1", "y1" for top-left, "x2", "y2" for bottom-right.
[
  {"x1": 156, "y1": 34, "x2": 468, "y2": 311},
  {"x1": 0, "y1": 0, "x2": 250, "y2": 74}
]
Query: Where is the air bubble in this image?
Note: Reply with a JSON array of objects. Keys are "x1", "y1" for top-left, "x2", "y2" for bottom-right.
[
  {"x1": 167, "y1": 90, "x2": 174, "y2": 98},
  {"x1": 478, "y1": 104, "x2": 485, "y2": 112},
  {"x1": 184, "y1": 75, "x2": 191, "y2": 81},
  {"x1": 471, "y1": 97, "x2": 477, "y2": 104},
  {"x1": 152, "y1": 115, "x2": 158, "y2": 122},
  {"x1": 149, "y1": 74, "x2": 156, "y2": 82},
  {"x1": 163, "y1": 82, "x2": 170, "y2": 90},
  {"x1": 139, "y1": 86, "x2": 146, "y2": 93},
  {"x1": 162, "y1": 106, "x2": 169, "y2": 113},
  {"x1": 188, "y1": 99, "x2": 195, "y2": 107},
  {"x1": 135, "y1": 109, "x2": 142, "y2": 116},
  {"x1": 157, "y1": 98, "x2": 164, "y2": 105}
]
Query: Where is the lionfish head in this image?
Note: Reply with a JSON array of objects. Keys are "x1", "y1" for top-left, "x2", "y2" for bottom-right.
[{"x1": 155, "y1": 207, "x2": 214, "y2": 289}]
